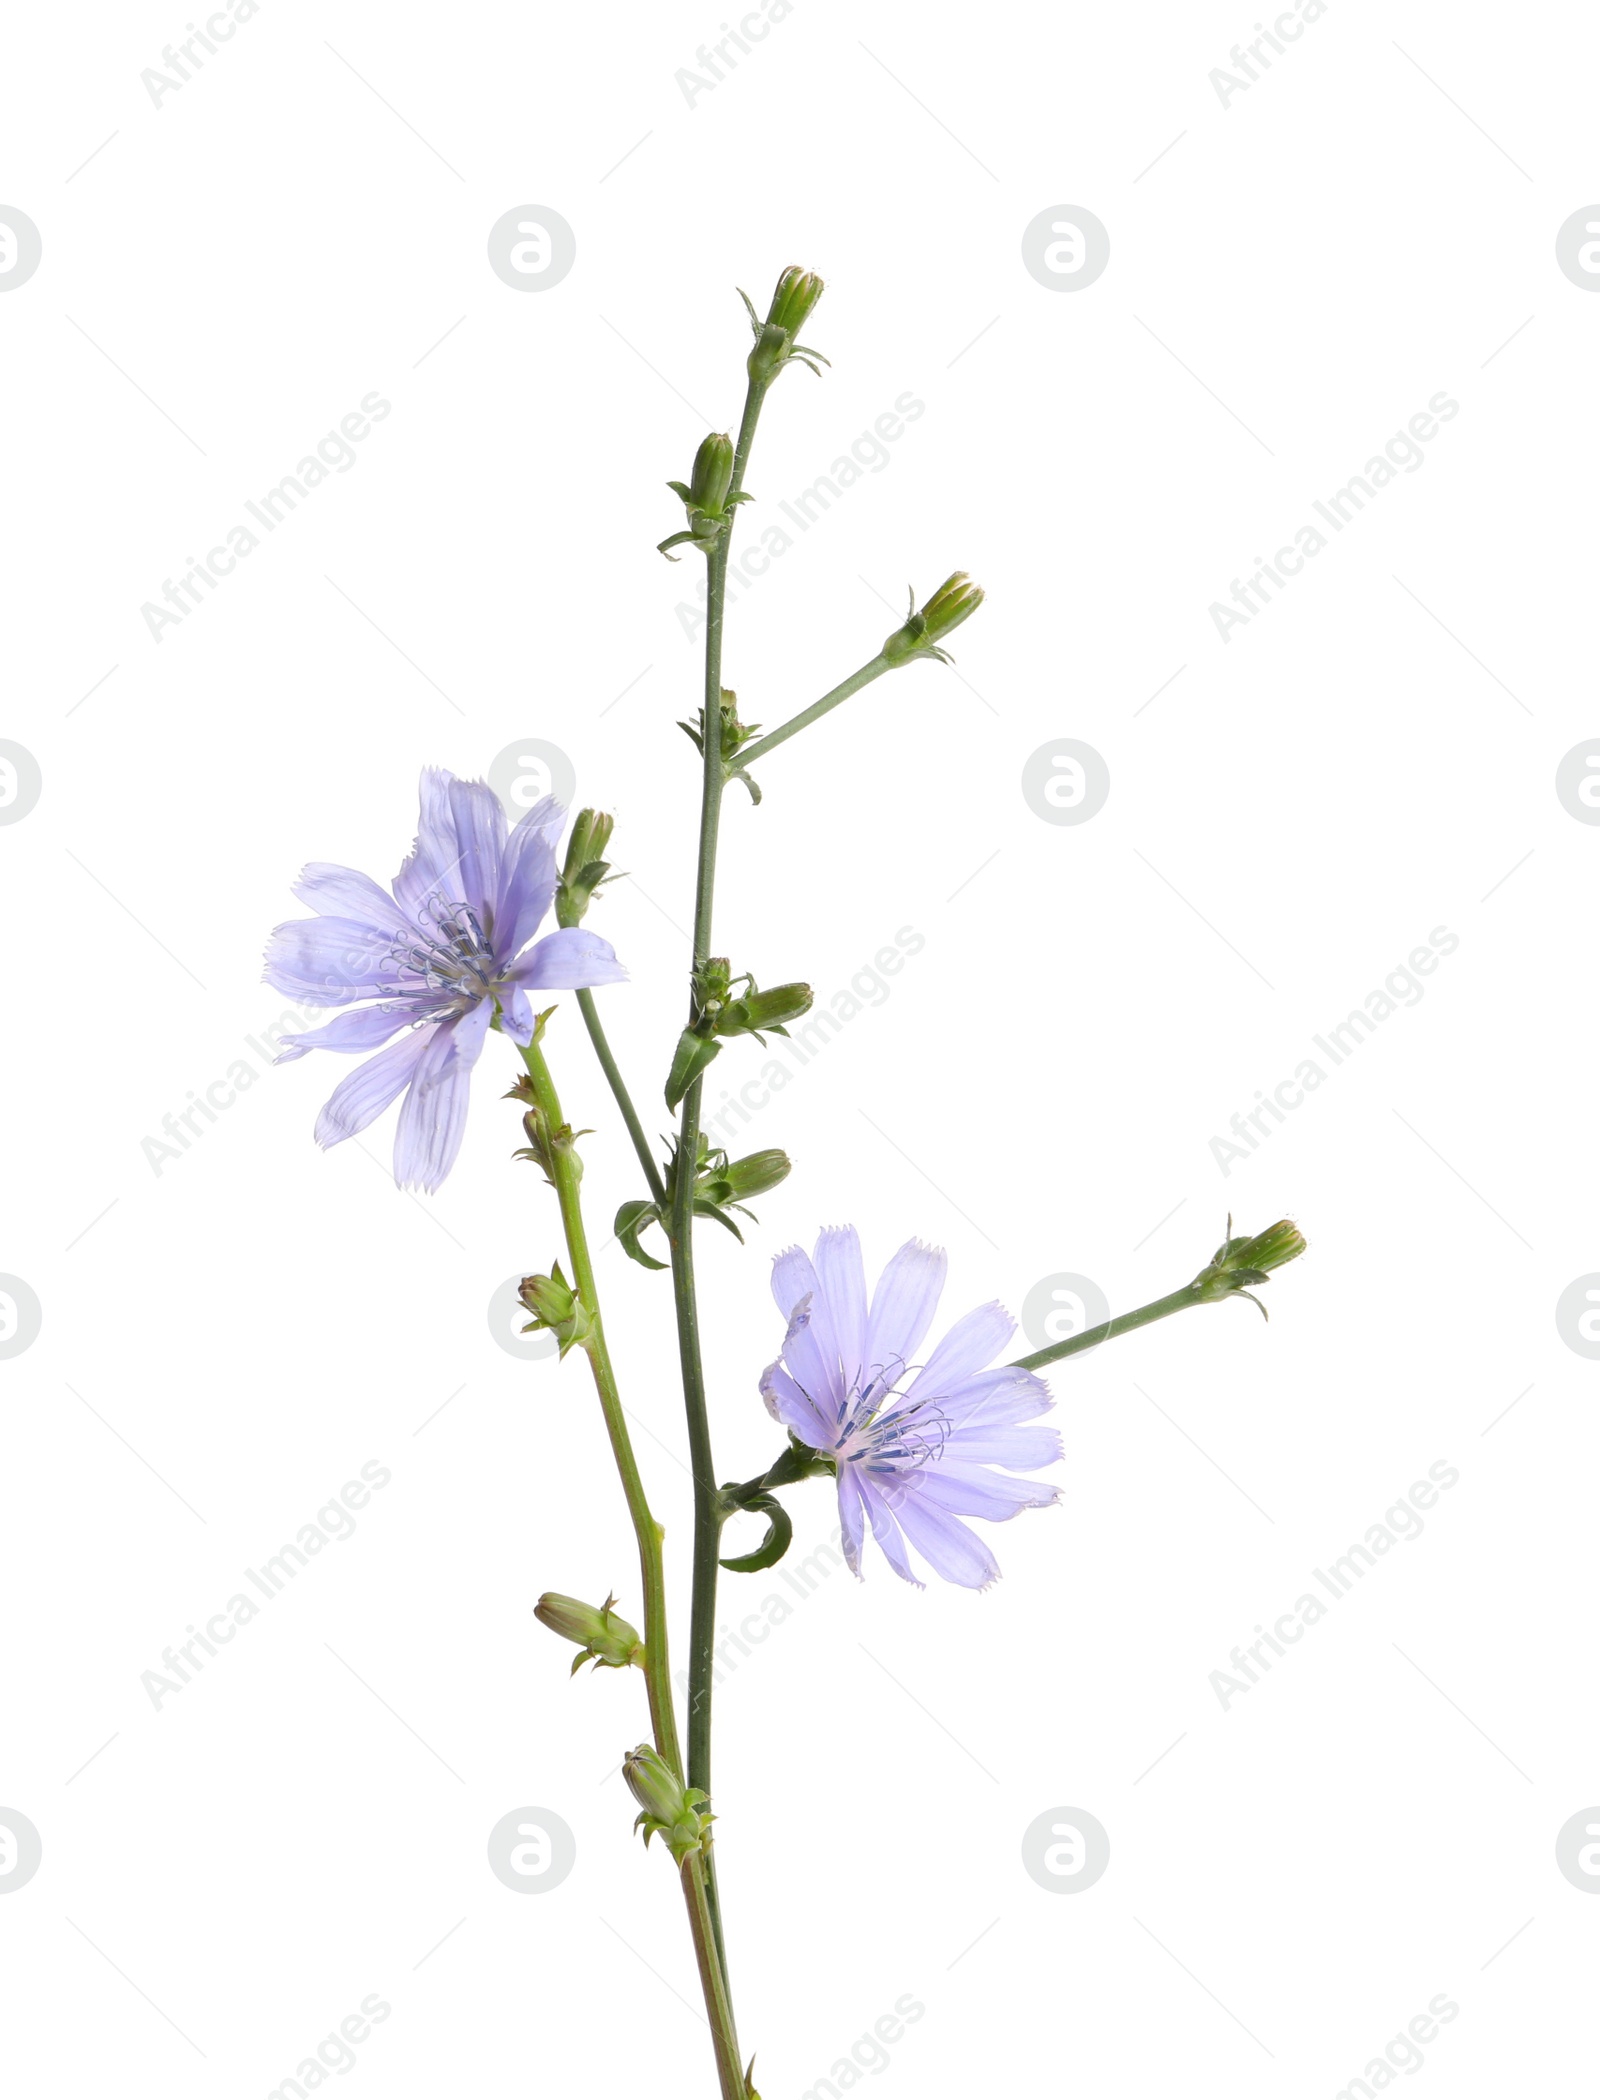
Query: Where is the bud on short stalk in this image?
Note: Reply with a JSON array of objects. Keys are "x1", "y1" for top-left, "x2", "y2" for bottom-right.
[
  {"x1": 882, "y1": 572, "x2": 985, "y2": 667},
  {"x1": 621, "y1": 1744, "x2": 715, "y2": 1862},
  {"x1": 555, "y1": 810, "x2": 615, "y2": 929},
  {"x1": 659, "y1": 433, "x2": 753, "y2": 560},
  {"x1": 741, "y1": 265, "x2": 828, "y2": 386},
  {"x1": 518, "y1": 1263, "x2": 596, "y2": 1357},
  {"x1": 1192, "y1": 1216, "x2": 1306, "y2": 1317},
  {"x1": 534, "y1": 1591, "x2": 644, "y2": 1676}
]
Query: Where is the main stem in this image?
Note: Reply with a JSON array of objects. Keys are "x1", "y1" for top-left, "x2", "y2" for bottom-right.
[
  {"x1": 517, "y1": 1037, "x2": 744, "y2": 2096},
  {"x1": 670, "y1": 374, "x2": 768, "y2": 1978}
]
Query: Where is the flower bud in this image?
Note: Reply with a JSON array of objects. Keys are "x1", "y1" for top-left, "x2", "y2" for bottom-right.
[
  {"x1": 708, "y1": 1149, "x2": 791, "y2": 1203},
  {"x1": 517, "y1": 1263, "x2": 595, "y2": 1357},
  {"x1": 688, "y1": 431, "x2": 735, "y2": 514},
  {"x1": 882, "y1": 572, "x2": 985, "y2": 667},
  {"x1": 717, "y1": 982, "x2": 812, "y2": 1037},
  {"x1": 622, "y1": 1744, "x2": 716, "y2": 1862},
  {"x1": 1192, "y1": 1216, "x2": 1306, "y2": 1315},
  {"x1": 659, "y1": 435, "x2": 750, "y2": 559},
  {"x1": 765, "y1": 265, "x2": 824, "y2": 338},
  {"x1": 742, "y1": 266, "x2": 827, "y2": 385},
  {"x1": 556, "y1": 809, "x2": 615, "y2": 928},
  {"x1": 535, "y1": 1591, "x2": 643, "y2": 1675}
]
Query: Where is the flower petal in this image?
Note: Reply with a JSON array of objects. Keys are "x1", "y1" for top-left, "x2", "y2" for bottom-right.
[
  {"x1": 905, "y1": 1301, "x2": 1015, "y2": 1403},
  {"x1": 759, "y1": 1359, "x2": 833, "y2": 1447},
  {"x1": 392, "y1": 1000, "x2": 492, "y2": 1191},
  {"x1": 889, "y1": 1492, "x2": 1000, "y2": 1590},
  {"x1": 498, "y1": 985, "x2": 536, "y2": 1047},
  {"x1": 494, "y1": 798, "x2": 563, "y2": 962},
  {"x1": 814, "y1": 1226, "x2": 868, "y2": 1383},
  {"x1": 770, "y1": 1245, "x2": 821, "y2": 1324},
  {"x1": 508, "y1": 927, "x2": 627, "y2": 990},
  {"x1": 291, "y1": 862, "x2": 412, "y2": 935},
  {"x1": 864, "y1": 1239, "x2": 947, "y2": 1382},
  {"x1": 913, "y1": 1463, "x2": 1060, "y2": 1521},
  {"x1": 392, "y1": 768, "x2": 461, "y2": 918},
  {"x1": 858, "y1": 1476, "x2": 923, "y2": 1587},
  {"x1": 446, "y1": 778, "x2": 508, "y2": 926},
  {"x1": 941, "y1": 1423, "x2": 1064, "y2": 1469},
  {"x1": 313, "y1": 1026, "x2": 434, "y2": 1148},
  {"x1": 775, "y1": 1296, "x2": 845, "y2": 1424},
  {"x1": 275, "y1": 1002, "x2": 422, "y2": 1063},
  {"x1": 935, "y1": 1365, "x2": 1054, "y2": 1427},
  {"x1": 265, "y1": 917, "x2": 406, "y2": 1005},
  {"x1": 836, "y1": 1466, "x2": 867, "y2": 1578}
]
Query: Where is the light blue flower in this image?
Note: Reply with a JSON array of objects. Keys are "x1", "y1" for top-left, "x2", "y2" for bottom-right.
[
  {"x1": 264, "y1": 768, "x2": 624, "y2": 1190},
  {"x1": 761, "y1": 1228, "x2": 1060, "y2": 1589}
]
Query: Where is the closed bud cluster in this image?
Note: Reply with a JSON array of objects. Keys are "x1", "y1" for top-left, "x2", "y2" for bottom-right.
[
  {"x1": 659, "y1": 433, "x2": 752, "y2": 560},
  {"x1": 556, "y1": 809, "x2": 615, "y2": 928},
  {"x1": 882, "y1": 573, "x2": 985, "y2": 667},
  {"x1": 622, "y1": 1744, "x2": 716, "y2": 1863},
  {"x1": 518, "y1": 1262, "x2": 596, "y2": 1357},
  {"x1": 534, "y1": 1591, "x2": 644, "y2": 1676},
  {"x1": 741, "y1": 265, "x2": 828, "y2": 386}
]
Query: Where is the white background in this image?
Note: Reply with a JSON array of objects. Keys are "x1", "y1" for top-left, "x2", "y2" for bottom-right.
[{"x1": 4, "y1": 2, "x2": 1598, "y2": 2093}]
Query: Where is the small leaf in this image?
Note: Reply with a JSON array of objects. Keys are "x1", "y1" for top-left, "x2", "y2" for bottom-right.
[{"x1": 665, "y1": 1028, "x2": 721, "y2": 1110}]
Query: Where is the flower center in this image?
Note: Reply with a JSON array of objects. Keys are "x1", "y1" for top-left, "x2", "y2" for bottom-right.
[
  {"x1": 831, "y1": 1362, "x2": 949, "y2": 1476},
  {"x1": 392, "y1": 897, "x2": 501, "y2": 1011}
]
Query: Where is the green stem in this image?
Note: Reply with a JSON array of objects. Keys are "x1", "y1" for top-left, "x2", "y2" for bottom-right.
[
  {"x1": 1010, "y1": 1283, "x2": 1206, "y2": 1372},
  {"x1": 575, "y1": 988, "x2": 666, "y2": 1206},
  {"x1": 516, "y1": 1037, "x2": 744, "y2": 2096},
  {"x1": 518, "y1": 1037, "x2": 681, "y2": 1763},
  {"x1": 737, "y1": 653, "x2": 893, "y2": 768},
  {"x1": 671, "y1": 373, "x2": 768, "y2": 1982},
  {"x1": 684, "y1": 1854, "x2": 748, "y2": 2100}
]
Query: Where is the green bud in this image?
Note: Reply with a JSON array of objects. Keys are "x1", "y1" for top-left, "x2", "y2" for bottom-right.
[
  {"x1": 659, "y1": 434, "x2": 751, "y2": 560},
  {"x1": 1192, "y1": 1216, "x2": 1306, "y2": 1318},
  {"x1": 717, "y1": 982, "x2": 812, "y2": 1037},
  {"x1": 766, "y1": 266, "x2": 824, "y2": 338},
  {"x1": 556, "y1": 809, "x2": 615, "y2": 928},
  {"x1": 517, "y1": 1262, "x2": 596, "y2": 1358},
  {"x1": 688, "y1": 431, "x2": 735, "y2": 513},
  {"x1": 741, "y1": 266, "x2": 828, "y2": 385},
  {"x1": 706, "y1": 1149, "x2": 791, "y2": 1204},
  {"x1": 621, "y1": 1744, "x2": 716, "y2": 1863},
  {"x1": 882, "y1": 572, "x2": 985, "y2": 667},
  {"x1": 534, "y1": 1591, "x2": 644, "y2": 1675}
]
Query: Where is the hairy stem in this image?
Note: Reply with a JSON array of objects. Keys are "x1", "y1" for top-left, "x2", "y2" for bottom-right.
[
  {"x1": 670, "y1": 373, "x2": 769, "y2": 1982},
  {"x1": 737, "y1": 652, "x2": 893, "y2": 767},
  {"x1": 516, "y1": 1037, "x2": 744, "y2": 2094},
  {"x1": 1010, "y1": 1283, "x2": 1206, "y2": 1372}
]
